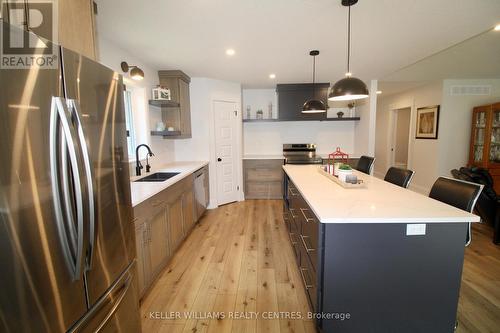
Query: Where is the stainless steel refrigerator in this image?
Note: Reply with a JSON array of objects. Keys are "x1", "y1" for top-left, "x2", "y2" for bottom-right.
[{"x1": 0, "y1": 21, "x2": 141, "y2": 332}]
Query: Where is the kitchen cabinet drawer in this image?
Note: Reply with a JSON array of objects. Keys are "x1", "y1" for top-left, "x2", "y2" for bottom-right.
[
  {"x1": 245, "y1": 181, "x2": 282, "y2": 199},
  {"x1": 299, "y1": 246, "x2": 318, "y2": 313}
]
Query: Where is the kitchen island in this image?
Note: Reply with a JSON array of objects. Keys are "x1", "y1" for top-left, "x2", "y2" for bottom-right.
[{"x1": 282, "y1": 164, "x2": 479, "y2": 333}]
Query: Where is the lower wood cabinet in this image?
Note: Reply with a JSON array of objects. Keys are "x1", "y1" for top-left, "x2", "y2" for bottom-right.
[
  {"x1": 243, "y1": 159, "x2": 284, "y2": 199},
  {"x1": 133, "y1": 173, "x2": 199, "y2": 299},
  {"x1": 168, "y1": 196, "x2": 184, "y2": 253}
]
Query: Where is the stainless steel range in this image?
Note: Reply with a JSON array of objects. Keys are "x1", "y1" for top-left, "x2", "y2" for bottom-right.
[{"x1": 283, "y1": 144, "x2": 323, "y2": 164}]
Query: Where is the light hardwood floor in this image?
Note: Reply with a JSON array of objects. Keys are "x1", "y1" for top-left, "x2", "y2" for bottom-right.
[{"x1": 140, "y1": 200, "x2": 500, "y2": 333}]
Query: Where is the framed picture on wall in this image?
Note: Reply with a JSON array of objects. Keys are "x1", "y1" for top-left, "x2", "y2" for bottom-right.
[{"x1": 416, "y1": 105, "x2": 440, "y2": 139}]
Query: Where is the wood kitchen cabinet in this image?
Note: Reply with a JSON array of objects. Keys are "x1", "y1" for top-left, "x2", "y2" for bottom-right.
[
  {"x1": 57, "y1": 0, "x2": 96, "y2": 59},
  {"x1": 6, "y1": 0, "x2": 97, "y2": 59},
  {"x1": 243, "y1": 159, "x2": 284, "y2": 199},
  {"x1": 468, "y1": 102, "x2": 500, "y2": 193},
  {"x1": 152, "y1": 70, "x2": 192, "y2": 139},
  {"x1": 168, "y1": 196, "x2": 184, "y2": 253},
  {"x1": 276, "y1": 83, "x2": 330, "y2": 121},
  {"x1": 133, "y1": 173, "x2": 198, "y2": 299}
]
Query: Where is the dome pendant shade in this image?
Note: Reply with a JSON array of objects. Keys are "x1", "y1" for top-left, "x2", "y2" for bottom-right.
[
  {"x1": 302, "y1": 99, "x2": 326, "y2": 113},
  {"x1": 328, "y1": 77, "x2": 369, "y2": 101},
  {"x1": 302, "y1": 50, "x2": 326, "y2": 113},
  {"x1": 330, "y1": 0, "x2": 369, "y2": 101}
]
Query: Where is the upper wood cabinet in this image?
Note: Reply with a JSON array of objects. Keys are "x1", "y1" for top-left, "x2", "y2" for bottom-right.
[
  {"x1": 57, "y1": 0, "x2": 96, "y2": 59},
  {"x1": 152, "y1": 70, "x2": 192, "y2": 139},
  {"x1": 13, "y1": 0, "x2": 97, "y2": 59}
]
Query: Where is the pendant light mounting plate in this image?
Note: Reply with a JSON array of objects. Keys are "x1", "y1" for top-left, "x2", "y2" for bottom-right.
[
  {"x1": 341, "y1": 0, "x2": 358, "y2": 6},
  {"x1": 309, "y1": 50, "x2": 320, "y2": 56}
]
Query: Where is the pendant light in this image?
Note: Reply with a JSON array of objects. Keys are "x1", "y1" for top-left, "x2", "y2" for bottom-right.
[
  {"x1": 328, "y1": 0, "x2": 369, "y2": 101},
  {"x1": 302, "y1": 50, "x2": 326, "y2": 113}
]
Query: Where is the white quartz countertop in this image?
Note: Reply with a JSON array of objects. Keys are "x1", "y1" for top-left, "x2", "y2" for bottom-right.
[
  {"x1": 283, "y1": 164, "x2": 480, "y2": 224},
  {"x1": 130, "y1": 161, "x2": 208, "y2": 207}
]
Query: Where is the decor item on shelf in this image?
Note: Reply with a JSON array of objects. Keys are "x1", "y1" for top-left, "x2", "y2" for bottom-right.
[
  {"x1": 337, "y1": 111, "x2": 344, "y2": 118},
  {"x1": 348, "y1": 101, "x2": 356, "y2": 117},
  {"x1": 256, "y1": 109, "x2": 263, "y2": 119},
  {"x1": 152, "y1": 86, "x2": 171, "y2": 100},
  {"x1": 268, "y1": 102, "x2": 273, "y2": 119},
  {"x1": 302, "y1": 50, "x2": 326, "y2": 113},
  {"x1": 120, "y1": 61, "x2": 144, "y2": 81},
  {"x1": 416, "y1": 105, "x2": 440, "y2": 139},
  {"x1": 246, "y1": 105, "x2": 251, "y2": 119},
  {"x1": 328, "y1": 0, "x2": 369, "y2": 101},
  {"x1": 155, "y1": 121, "x2": 165, "y2": 131},
  {"x1": 338, "y1": 164, "x2": 353, "y2": 182}
]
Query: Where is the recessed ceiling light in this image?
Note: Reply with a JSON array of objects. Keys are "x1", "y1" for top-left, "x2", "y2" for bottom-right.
[
  {"x1": 226, "y1": 49, "x2": 235, "y2": 56},
  {"x1": 376, "y1": 90, "x2": 382, "y2": 94},
  {"x1": 269, "y1": 73, "x2": 276, "y2": 79},
  {"x1": 494, "y1": 24, "x2": 500, "y2": 31}
]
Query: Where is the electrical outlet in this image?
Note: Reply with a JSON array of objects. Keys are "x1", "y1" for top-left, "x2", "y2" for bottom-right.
[{"x1": 406, "y1": 224, "x2": 426, "y2": 236}]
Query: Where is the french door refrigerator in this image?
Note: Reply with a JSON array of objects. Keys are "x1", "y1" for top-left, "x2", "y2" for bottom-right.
[{"x1": 0, "y1": 21, "x2": 141, "y2": 332}]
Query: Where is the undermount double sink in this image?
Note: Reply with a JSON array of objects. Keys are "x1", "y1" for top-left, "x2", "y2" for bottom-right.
[{"x1": 134, "y1": 172, "x2": 180, "y2": 182}]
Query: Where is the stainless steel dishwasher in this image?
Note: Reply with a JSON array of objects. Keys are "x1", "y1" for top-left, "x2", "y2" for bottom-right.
[{"x1": 194, "y1": 166, "x2": 209, "y2": 220}]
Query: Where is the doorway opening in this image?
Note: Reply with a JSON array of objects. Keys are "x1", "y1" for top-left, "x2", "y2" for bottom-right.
[{"x1": 391, "y1": 107, "x2": 411, "y2": 169}]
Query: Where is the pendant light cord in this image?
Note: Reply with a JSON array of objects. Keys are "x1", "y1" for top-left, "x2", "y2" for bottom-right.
[
  {"x1": 312, "y1": 55, "x2": 316, "y2": 96},
  {"x1": 347, "y1": 4, "x2": 351, "y2": 75}
]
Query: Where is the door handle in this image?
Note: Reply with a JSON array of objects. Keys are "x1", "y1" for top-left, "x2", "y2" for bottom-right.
[
  {"x1": 299, "y1": 268, "x2": 313, "y2": 290},
  {"x1": 67, "y1": 99, "x2": 96, "y2": 268},
  {"x1": 50, "y1": 97, "x2": 84, "y2": 281},
  {"x1": 217, "y1": 158, "x2": 222, "y2": 162}
]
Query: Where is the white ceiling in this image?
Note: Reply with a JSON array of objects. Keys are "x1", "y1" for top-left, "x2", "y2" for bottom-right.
[{"x1": 95, "y1": 0, "x2": 500, "y2": 88}]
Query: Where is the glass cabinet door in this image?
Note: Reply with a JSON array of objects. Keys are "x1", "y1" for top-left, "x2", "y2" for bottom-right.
[
  {"x1": 490, "y1": 107, "x2": 500, "y2": 164},
  {"x1": 472, "y1": 110, "x2": 486, "y2": 163}
]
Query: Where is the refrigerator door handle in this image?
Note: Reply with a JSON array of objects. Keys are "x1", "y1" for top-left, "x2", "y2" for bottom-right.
[
  {"x1": 50, "y1": 97, "x2": 85, "y2": 280},
  {"x1": 67, "y1": 99, "x2": 96, "y2": 268},
  {"x1": 67, "y1": 263, "x2": 134, "y2": 333}
]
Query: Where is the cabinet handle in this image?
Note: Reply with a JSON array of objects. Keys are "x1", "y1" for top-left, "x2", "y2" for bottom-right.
[
  {"x1": 288, "y1": 187, "x2": 299, "y2": 196},
  {"x1": 289, "y1": 232, "x2": 297, "y2": 245},
  {"x1": 148, "y1": 224, "x2": 152, "y2": 243},
  {"x1": 289, "y1": 208, "x2": 298, "y2": 219},
  {"x1": 142, "y1": 226, "x2": 148, "y2": 245},
  {"x1": 300, "y1": 235, "x2": 315, "y2": 253},
  {"x1": 300, "y1": 208, "x2": 314, "y2": 223},
  {"x1": 151, "y1": 200, "x2": 163, "y2": 207},
  {"x1": 299, "y1": 268, "x2": 313, "y2": 290}
]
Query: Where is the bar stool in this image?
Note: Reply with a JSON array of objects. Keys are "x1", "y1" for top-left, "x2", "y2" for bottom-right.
[
  {"x1": 356, "y1": 156, "x2": 375, "y2": 175},
  {"x1": 429, "y1": 177, "x2": 483, "y2": 246},
  {"x1": 384, "y1": 167, "x2": 415, "y2": 188}
]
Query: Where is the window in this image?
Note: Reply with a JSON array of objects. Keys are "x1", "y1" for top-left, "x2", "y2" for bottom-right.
[{"x1": 123, "y1": 89, "x2": 136, "y2": 158}]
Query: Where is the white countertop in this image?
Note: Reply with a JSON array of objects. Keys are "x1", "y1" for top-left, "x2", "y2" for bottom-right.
[
  {"x1": 130, "y1": 161, "x2": 208, "y2": 207},
  {"x1": 283, "y1": 164, "x2": 480, "y2": 224}
]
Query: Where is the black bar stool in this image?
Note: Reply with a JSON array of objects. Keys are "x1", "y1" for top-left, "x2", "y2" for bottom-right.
[
  {"x1": 429, "y1": 177, "x2": 483, "y2": 246},
  {"x1": 356, "y1": 156, "x2": 375, "y2": 175},
  {"x1": 384, "y1": 167, "x2": 415, "y2": 188}
]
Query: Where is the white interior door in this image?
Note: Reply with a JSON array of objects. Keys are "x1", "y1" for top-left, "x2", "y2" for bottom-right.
[
  {"x1": 391, "y1": 107, "x2": 411, "y2": 169},
  {"x1": 214, "y1": 101, "x2": 239, "y2": 205}
]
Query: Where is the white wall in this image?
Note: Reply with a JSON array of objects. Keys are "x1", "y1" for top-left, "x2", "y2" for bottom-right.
[
  {"x1": 175, "y1": 78, "x2": 243, "y2": 208},
  {"x1": 97, "y1": 35, "x2": 175, "y2": 166},
  {"x1": 242, "y1": 89, "x2": 277, "y2": 119},
  {"x1": 437, "y1": 79, "x2": 500, "y2": 176},
  {"x1": 375, "y1": 81, "x2": 443, "y2": 193},
  {"x1": 353, "y1": 80, "x2": 378, "y2": 158},
  {"x1": 243, "y1": 121, "x2": 355, "y2": 157}
]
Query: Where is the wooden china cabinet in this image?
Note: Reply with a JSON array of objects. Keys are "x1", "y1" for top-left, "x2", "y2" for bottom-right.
[{"x1": 468, "y1": 102, "x2": 500, "y2": 193}]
